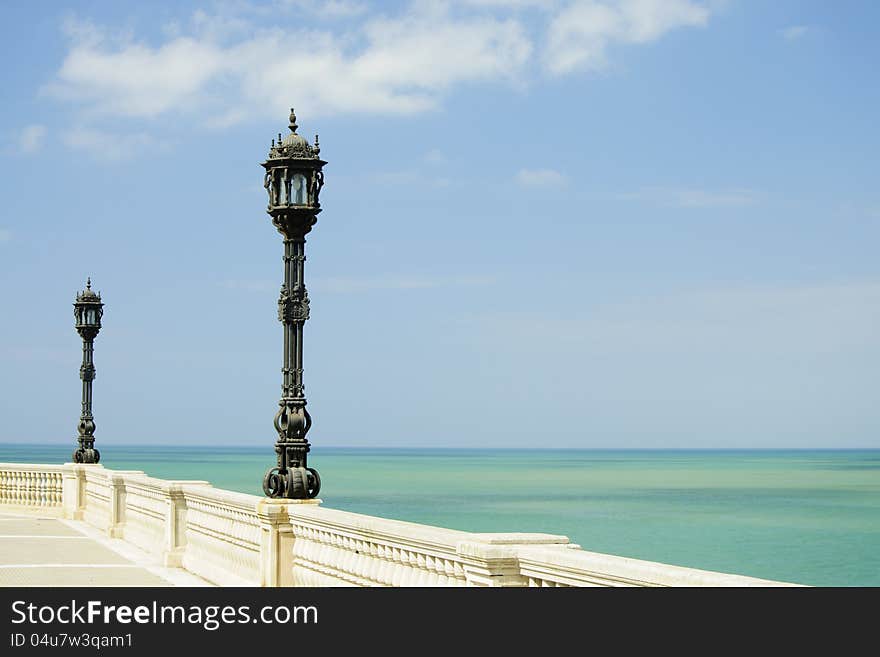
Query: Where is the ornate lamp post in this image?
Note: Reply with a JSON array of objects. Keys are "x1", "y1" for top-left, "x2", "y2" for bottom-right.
[
  {"x1": 73, "y1": 278, "x2": 103, "y2": 464},
  {"x1": 260, "y1": 108, "x2": 325, "y2": 499}
]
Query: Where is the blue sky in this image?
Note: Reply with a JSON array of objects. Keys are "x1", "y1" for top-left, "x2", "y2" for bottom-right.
[{"x1": 1, "y1": 0, "x2": 878, "y2": 448}]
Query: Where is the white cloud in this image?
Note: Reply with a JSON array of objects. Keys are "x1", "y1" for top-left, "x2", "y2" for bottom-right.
[
  {"x1": 60, "y1": 15, "x2": 130, "y2": 48},
  {"x1": 545, "y1": 0, "x2": 710, "y2": 74},
  {"x1": 0, "y1": 229, "x2": 11, "y2": 244},
  {"x1": 46, "y1": 4, "x2": 532, "y2": 126},
  {"x1": 780, "y1": 25, "x2": 810, "y2": 41},
  {"x1": 62, "y1": 127, "x2": 169, "y2": 161},
  {"x1": 17, "y1": 124, "x2": 47, "y2": 154},
  {"x1": 43, "y1": 2, "x2": 716, "y2": 155},
  {"x1": 623, "y1": 186, "x2": 759, "y2": 208},
  {"x1": 49, "y1": 35, "x2": 227, "y2": 119},
  {"x1": 516, "y1": 168, "x2": 568, "y2": 186}
]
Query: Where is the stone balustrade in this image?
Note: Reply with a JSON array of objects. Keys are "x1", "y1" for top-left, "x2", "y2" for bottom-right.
[
  {"x1": 0, "y1": 462, "x2": 799, "y2": 587},
  {"x1": 0, "y1": 463, "x2": 64, "y2": 511},
  {"x1": 178, "y1": 485, "x2": 265, "y2": 586},
  {"x1": 286, "y1": 505, "x2": 572, "y2": 586}
]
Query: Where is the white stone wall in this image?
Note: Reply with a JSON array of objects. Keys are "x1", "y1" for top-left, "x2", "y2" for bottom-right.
[{"x1": 0, "y1": 462, "x2": 801, "y2": 587}]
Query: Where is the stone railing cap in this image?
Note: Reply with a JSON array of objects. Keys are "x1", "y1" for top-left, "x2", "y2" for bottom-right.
[{"x1": 469, "y1": 533, "x2": 570, "y2": 545}]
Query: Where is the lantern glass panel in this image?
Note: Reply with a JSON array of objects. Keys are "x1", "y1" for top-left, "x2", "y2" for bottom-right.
[{"x1": 291, "y1": 174, "x2": 307, "y2": 205}]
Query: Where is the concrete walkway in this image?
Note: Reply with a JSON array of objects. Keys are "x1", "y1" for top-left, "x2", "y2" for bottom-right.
[{"x1": 0, "y1": 512, "x2": 212, "y2": 587}]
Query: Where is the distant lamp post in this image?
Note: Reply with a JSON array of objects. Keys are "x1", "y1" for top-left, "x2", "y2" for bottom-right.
[
  {"x1": 260, "y1": 108, "x2": 325, "y2": 499},
  {"x1": 73, "y1": 278, "x2": 103, "y2": 464}
]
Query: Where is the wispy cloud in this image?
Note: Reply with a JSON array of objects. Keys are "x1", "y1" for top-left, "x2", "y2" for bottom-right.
[
  {"x1": 462, "y1": 0, "x2": 556, "y2": 8},
  {"x1": 516, "y1": 168, "x2": 568, "y2": 186},
  {"x1": 42, "y1": 2, "x2": 716, "y2": 157},
  {"x1": 780, "y1": 25, "x2": 810, "y2": 41},
  {"x1": 17, "y1": 124, "x2": 47, "y2": 154},
  {"x1": 544, "y1": 0, "x2": 710, "y2": 74},
  {"x1": 423, "y1": 149, "x2": 447, "y2": 165},
  {"x1": 278, "y1": 0, "x2": 368, "y2": 19},
  {"x1": 314, "y1": 274, "x2": 498, "y2": 294},
  {"x1": 62, "y1": 127, "x2": 169, "y2": 161},
  {"x1": 621, "y1": 187, "x2": 760, "y2": 208},
  {"x1": 46, "y1": 6, "x2": 531, "y2": 124},
  {"x1": 468, "y1": 280, "x2": 880, "y2": 356}
]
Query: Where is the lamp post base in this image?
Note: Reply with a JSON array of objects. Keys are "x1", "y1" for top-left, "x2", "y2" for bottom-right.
[
  {"x1": 73, "y1": 446, "x2": 100, "y2": 464},
  {"x1": 262, "y1": 465, "x2": 321, "y2": 499}
]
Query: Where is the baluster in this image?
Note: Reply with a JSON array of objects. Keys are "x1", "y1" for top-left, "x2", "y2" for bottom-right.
[
  {"x1": 382, "y1": 548, "x2": 395, "y2": 585},
  {"x1": 390, "y1": 547, "x2": 404, "y2": 587},
  {"x1": 352, "y1": 540, "x2": 366, "y2": 581},
  {"x1": 340, "y1": 536, "x2": 355, "y2": 576},
  {"x1": 365, "y1": 541, "x2": 380, "y2": 583},
  {"x1": 25, "y1": 472, "x2": 33, "y2": 506},
  {"x1": 401, "y1": 551, "x2": 418, "y2": 586}
]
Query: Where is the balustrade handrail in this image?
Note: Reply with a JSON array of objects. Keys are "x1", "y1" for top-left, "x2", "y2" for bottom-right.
[{"x1": 0, "y1": 462, "x2": 67, "y2": 473}]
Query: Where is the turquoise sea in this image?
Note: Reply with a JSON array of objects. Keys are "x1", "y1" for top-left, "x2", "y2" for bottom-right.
[{"x1": 2, "y1": 444, "x2": 878, "y2": 586}]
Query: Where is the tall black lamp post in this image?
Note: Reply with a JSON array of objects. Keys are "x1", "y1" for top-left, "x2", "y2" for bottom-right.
[
  {"x1": 73, "y1": 278, "x2": 103, "y2": 464},
  {"x1": 260, "y1": 108, "x2": 325, "y2": 499}
]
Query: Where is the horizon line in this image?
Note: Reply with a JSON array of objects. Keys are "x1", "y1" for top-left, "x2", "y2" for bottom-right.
[{"x1": 1, "y1": 442, "x2": 878, "y2": 451}]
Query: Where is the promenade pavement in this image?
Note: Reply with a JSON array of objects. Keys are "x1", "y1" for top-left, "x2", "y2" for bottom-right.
[{"x1": 0, "y1": 512, "x2": 212, "y2": 587}]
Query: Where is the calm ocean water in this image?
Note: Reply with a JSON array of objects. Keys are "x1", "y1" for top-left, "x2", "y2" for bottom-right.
[{"x1": 2, "y1": 444, "x2": 878, "y2": 586}]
